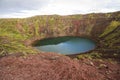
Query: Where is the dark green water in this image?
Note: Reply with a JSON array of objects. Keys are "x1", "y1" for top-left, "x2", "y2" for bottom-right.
[{"x1": 33, "y1": 37, "x2": 96, "y2": 55}]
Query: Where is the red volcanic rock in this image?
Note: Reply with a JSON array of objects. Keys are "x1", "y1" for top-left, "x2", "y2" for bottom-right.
[{"x1": 0, "y1": 53, "x2": 119, "y2": 80}]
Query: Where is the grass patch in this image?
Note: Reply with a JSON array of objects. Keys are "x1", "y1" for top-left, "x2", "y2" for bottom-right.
[
  {"x1": 77, "y1": 52, "x2": 102, "y2": 60},
  {"x1": 100, "y1": 21, "x2": 120, "y2": 37},
  {"x1": 0, "y1": 36, "x2": 37, "y2": 56}
]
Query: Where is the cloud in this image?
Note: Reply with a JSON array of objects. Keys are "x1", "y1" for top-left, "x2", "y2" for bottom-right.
[
  {"x1": 0, "y1": 0, "x2": 120, "y2": 18},
  {"x1": 0, "y1": 0, "x2": 49, "y2": 14},
  {"x1": 43, "y1": 0, "x2": 120, "y2": 14}
]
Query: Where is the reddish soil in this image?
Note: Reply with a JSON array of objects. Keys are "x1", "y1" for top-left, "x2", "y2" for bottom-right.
[{"x1": 0, "y1": 53, "x2": 120, "y2": 80}]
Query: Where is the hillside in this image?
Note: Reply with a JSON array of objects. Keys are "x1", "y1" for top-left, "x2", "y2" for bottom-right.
[
  {"x1": 0, "y1": 11, "x2": 120, "y2": 80},
  {"x1": 0, "y1": 11, "x2": 120, "y2": 56}
]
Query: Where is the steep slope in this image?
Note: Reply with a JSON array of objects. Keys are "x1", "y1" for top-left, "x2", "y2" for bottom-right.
[{"x1": 0, "y1": 11, "x2": 120, "y2": 56}]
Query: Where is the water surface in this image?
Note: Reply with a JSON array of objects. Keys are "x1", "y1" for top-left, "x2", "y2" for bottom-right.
[{"x1": 33, "y1": 37, "x2": 96, "y2": 55}]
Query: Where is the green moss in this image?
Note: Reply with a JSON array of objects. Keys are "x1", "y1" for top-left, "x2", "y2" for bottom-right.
[
  {"x1": 0, "y1": 36, "x2": 37, "y2": 56},
  {"x1": 77, "y1": 52, "x2": 102, "y2": 60},
  {"x1": 100, "y1": 21, "x2": 120, "y2": 37}
]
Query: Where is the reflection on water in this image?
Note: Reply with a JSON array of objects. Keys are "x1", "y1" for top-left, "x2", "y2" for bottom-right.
[{"x1": 35, "y1": 37, "x2": 96, "y2": 55}]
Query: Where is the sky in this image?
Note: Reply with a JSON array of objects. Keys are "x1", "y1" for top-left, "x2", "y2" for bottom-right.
[{"x1": 0, "y1": 0, "x2": 120, "y2": 18}]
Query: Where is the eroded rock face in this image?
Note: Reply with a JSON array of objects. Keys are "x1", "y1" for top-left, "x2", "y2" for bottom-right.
[
  {"x1": 13, "y1": 11, "x2": 119, "y2": 39},
  {"x1": 31, "y1": 12, "x2": 120, "y2": 38}
]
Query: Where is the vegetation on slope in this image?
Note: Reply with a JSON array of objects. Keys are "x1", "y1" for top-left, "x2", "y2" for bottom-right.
[
  {"x1": 0, "y1": 11, "x2": 120, "y2": 56},
  {"x1": 99, "y1": 21, "x2": 120, "y2": 50},
  {"x1": 0, "y1": 19, "x2": 37, "y2": 56},
  {"x1": 100, "y1": 21, "x2": 120, "y2": 37}
]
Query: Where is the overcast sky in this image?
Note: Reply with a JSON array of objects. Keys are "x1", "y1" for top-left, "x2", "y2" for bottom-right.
[{"x1": 0, "y1": 0, "x2": 120, "y2": 18}]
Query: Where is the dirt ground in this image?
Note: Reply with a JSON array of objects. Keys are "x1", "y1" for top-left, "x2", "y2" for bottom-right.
[{"x1": 0, "y1": 52, "x2": 120, "y2": 80}]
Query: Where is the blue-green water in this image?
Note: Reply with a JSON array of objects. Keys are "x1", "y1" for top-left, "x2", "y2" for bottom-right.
[{"x1": 34, "y1": 37, "x2": 96, "y2": 55}]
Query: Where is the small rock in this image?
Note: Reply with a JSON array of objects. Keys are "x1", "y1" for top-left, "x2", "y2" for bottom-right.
[
  {"x1": 73, "y1": 58, "x2": 78, "y2": 60},
  {"x1": 106, "y1": 70, "x2": 111, "y2": 74},
  {"x1": 84, "y1": 61, "x2": 94, "y2": 66},
  {"x1": 98, "y1": 64, "x2": 108, "y2": 69},
  {"x1": 89, "y1": 61, "x2": 94, "y2": 66}
]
